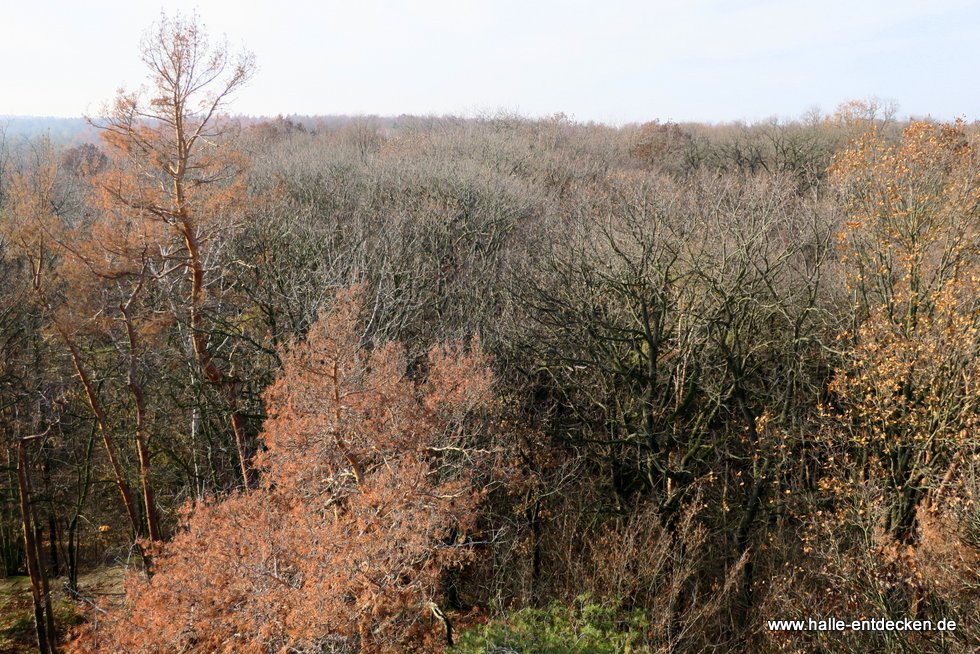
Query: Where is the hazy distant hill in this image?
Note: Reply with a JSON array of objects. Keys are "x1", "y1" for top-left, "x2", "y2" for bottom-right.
[
  {"x1": 1, "y1": 115, "x2": 421, "y2": 147},
  {"x1": 0, "y1": 116, "x2": 97, "y2": 145}
]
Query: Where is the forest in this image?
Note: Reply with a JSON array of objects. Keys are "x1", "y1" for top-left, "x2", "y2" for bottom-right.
[{"x1": 1, "y1": 13, "x2": 978, "y2": 654}]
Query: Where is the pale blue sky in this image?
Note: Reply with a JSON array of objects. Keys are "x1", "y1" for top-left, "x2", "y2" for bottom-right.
[{"x1": 3, "y1": 0, "x2": 979, "y2": 124}]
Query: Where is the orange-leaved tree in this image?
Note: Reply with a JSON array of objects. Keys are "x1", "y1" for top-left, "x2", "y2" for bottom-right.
[
  {"x1": 95, "y1": 11, "x2": 257, "y2": 487},
  {"x1": 2, "y1": 142, "x2": 153, "y2": 544},
  {"x1": 68, "y1": 286, "x2": 508, "y2": 653},
  {"x1": 829, "y1": 120, "x2": 980, "y2": 542}
]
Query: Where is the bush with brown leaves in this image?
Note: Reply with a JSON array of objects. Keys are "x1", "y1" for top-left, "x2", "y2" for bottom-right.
[{"x1": 68, "y1": 287, "x2": 506, "y2": 653}]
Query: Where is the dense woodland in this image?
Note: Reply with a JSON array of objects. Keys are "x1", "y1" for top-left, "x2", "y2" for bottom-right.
[{"x1": 1, "y1": 14, "x2": 979, "y2": 654}]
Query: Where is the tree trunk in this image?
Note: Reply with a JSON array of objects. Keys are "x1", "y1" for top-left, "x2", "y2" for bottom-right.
[
  {"x1": 180, "y1": 217, "x2": 254, "y2": 488},
  {"x1": 17, "y1": 439, "x2": 54, "y2": 654},
  {"x1": 121, "y1": 297, "x2": 161, "y2": 541},
  {"x1": 66, "y1": 515, "x2": 78, "y2": 595},
  {"x1": 57, "y1": 323, "x2": 142, "y2": 539}
]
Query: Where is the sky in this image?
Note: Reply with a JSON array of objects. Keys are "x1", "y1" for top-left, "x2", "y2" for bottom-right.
[{"x1": 3, "y1": 0, "x2": 979, "y2": 125}]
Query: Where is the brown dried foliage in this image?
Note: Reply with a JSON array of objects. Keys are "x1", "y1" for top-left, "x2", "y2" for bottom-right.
[
  {"x1": 829, "y1": 120, "x2": 980, "y2": 541},
  {"x1": 68, "y1": 287, "x2": 505, "y2": 653}
]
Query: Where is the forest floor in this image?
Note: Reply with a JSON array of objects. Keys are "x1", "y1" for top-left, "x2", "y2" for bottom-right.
[{"x1": 0, "y1": 568, "x2": 125, "y2": 653}]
